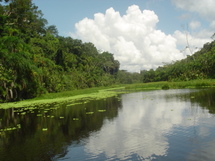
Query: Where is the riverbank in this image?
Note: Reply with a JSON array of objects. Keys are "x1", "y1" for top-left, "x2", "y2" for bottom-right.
[
  {"x1": 125, "y1": 79, "x2": 215, "y2": 91},
  {"x1": 0, "y1": 79, "x2": 215, "y2": 109},
  {"x1": 0, "y1": 86, "x2": 126, "y2": 109}
]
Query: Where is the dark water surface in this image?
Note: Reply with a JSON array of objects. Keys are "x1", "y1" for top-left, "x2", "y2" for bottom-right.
[{"x1": 0, "y1": 88, "x2": 215, "y2": 161}]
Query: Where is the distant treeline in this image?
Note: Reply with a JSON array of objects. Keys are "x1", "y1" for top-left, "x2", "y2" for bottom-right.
[
  {"x1": 0, "y1": 0, "x2": 214, "y2": 103},
  {"x1": 140, "y1": 40, "x2": 215, "y2": 82}
]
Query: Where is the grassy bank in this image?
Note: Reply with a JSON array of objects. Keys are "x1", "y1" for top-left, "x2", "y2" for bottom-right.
[
  {"x1": 0, "y1": 86, "x2": 126, "y2": 109},
  {"x1": 124, "y1": 79, "x2": 215, "y2": 90},
  {"x1": 1, "y1": 79, "x2": 215, "y2": 109}
]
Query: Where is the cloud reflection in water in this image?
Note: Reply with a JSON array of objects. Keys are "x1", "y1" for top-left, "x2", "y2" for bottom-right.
[{"x1": 84, "y1": 89, "x2": 212, "y2": 160}]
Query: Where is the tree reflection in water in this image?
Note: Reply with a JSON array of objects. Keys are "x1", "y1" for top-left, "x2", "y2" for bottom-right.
[{"x1": 1, "y1": 88, "x2": 215, "y2": 161}]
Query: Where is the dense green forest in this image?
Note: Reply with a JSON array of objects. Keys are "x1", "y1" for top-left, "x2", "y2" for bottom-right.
[
  {"x1": 140, "y1": 40, "x2": 215, "y2": 83},
  {"x1": 0, "y1": 0, "x2": 125, "y2": 102},
  {"x1": 0, "y1": 0, "x2": 215, "y2": 103}
]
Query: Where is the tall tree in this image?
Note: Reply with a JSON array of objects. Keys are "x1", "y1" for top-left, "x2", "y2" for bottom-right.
[{"x1": 3, "y1": 0, "x2": 47, "y2": 40}]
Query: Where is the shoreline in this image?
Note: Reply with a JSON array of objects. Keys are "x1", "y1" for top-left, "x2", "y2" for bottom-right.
[{"x1": 1, "y1": 79, "x2": 215, "y2": 109}]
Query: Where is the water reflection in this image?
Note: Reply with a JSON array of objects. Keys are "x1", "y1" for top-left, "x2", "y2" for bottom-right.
[
  {"x1": 190, "y1": 88, "x2": 215, "y2": 114},
  {"x1": 83, "y1": 89, "x2": 215, "y2": 160},
  {"x1": 1, "y1": 89, "x2": 215, "y2": 160},
  {"x1": 0, "y1": 97, "x2": 122, "y2": 161}
]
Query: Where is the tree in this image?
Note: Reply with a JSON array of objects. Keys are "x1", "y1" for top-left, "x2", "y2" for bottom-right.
[
  {"x1": 100, "y1": 52, "x2": 119, "y2": 75},
  {"x1": 3, "y1": 0, "x2": 47, "y2": 40},
  {"x1": 0, "y1": 0, "x2": 124, "y2": 102},
  {"x1": 46, "y1": 25, "x2": 58, "y2": 36}
]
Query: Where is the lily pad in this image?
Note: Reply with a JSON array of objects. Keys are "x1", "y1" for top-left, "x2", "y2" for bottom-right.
[
  {"x1": 86, "y1": 112, "x2": 94, "y2": 115},
  {"x1": 42, "y1": 128, "x2": 48, "y2": 131},
  {"x1": 98, "y1": 110, "x2": 106, "y2": 112},
  {"x1": 21, "y1": 112, "x2": 26, "y2": 115}
]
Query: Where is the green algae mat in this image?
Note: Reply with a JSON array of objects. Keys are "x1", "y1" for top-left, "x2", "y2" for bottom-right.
[{"x1": 0, "y1": 87, "x2": 126, "y2": 109}]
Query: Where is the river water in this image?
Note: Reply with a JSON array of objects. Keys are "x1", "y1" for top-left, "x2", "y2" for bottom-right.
[{"x1": 0, "y1": 88, "x2": 215, "y2": 161}]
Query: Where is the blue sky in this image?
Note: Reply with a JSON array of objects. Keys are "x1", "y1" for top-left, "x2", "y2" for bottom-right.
[
  {"x1": 32, "y1": 0, "x2": 214, "y2": 72},
  {"x1": 33, "y1": 0, "x2": 185, "y2": 35}
]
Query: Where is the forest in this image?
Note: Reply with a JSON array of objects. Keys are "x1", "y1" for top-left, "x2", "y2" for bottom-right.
[
  {"x1": 140, "y1": 40, "x2": 215, "y2": 83},
  {"x1": 0, "y1": 0, "x2": 215, "y2": 103},
  {"x1": 0, "y1": 0, "x2": 123, "y2": 102}
]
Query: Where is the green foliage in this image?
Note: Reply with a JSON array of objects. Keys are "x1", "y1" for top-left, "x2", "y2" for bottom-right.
[
  {"x1": 161, "y1": 84, "x2": 170, "y2": 90},
  {"x1": 140, "y1": 40, "x2": 215, "y2": 82},
  {"x1": 0, "y1": 0, "x2": 121, "y2": 102},
  {"x1": 117, "y1": 70, "x2": 141, "y2": 84},
  {"x1": 125, "y1": 79, "x2": 215, "y2": 91},
  {"x1": 1, "y1": 0, "x2": 214, "y2": 103}
]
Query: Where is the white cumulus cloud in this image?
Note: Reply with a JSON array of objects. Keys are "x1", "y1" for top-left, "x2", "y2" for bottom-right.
[
  {"x1": 72, "y1": 5, "x2": 184, "y2": 72},
  {"x1": 173, "y1": 30, "x2": 212, "y2": 55},
  {"x1": 171, "y1": 0, "x2": 214, "y2": 55}
]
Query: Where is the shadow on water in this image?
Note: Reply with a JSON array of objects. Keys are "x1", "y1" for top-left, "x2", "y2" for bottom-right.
[{"x1": 0, "y1": 96, "x2": 122, "y2": 161}]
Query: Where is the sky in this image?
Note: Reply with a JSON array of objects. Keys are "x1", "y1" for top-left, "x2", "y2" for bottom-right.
[{"x1": 32, "y1": 0, "x2": 215, "y2": 72}]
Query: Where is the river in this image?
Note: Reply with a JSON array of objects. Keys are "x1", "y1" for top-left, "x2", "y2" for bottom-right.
[{"x1": 0, "y1": 88, "x2": 215, "y2": 161}]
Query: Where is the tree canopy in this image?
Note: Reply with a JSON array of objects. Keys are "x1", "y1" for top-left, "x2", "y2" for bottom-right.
[
  {"x1": 140, "y1": 40, "x2": 215, "y2": 82},
  {"x1": 0, "y1": 0, "x2": 214, "y2": 103},
  {"x1": 0, "y1": 0, "x2": 122, "y2": 102}
]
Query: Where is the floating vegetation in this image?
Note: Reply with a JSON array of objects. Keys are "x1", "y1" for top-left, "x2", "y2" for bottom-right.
[
  {"x1": 0, "y1": 127, "x2": 16, "y2": 131},
  {"x1": 0, "y1": 86, "x2": 125, "y2": 109},
  {"x1": 98, "y1": 110, "x2": 106, "y2": 112},
  {"x1": 0, "y1": 124, "x2": 21, "y2": 132},
  {"x1": 42, "y1": 128, "x2": 48, "y2": 131},
  {"x1": 66, "y1": 101, "x2": 86, "y2": 107},
  {"x1": 86, "y1": 112, "x2": 94, "y2": 115},
  {"x1": 50, "y1": 107, "x2": 58, "y2": 110},
  {"x1": 37, "y1": 114, "x2": 43, "y2": 117},
  {"x1": 17, "y1": 124, "x2": 21, "y2": 129},
  {"x1": 21, "y1": 112, "x2": 26, "y2": 115},
  {"x1": 73, "y1": 118, "x2": 79, "y2": 121}
]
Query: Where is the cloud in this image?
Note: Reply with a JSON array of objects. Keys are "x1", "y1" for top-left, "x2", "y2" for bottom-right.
[
  {"x1": 189, "y1": 21, "x2": 201, "y2": 30},
  {"x1": 210, "y1": 21, "x2": 215, "y2": 29},
  {"x1": 173, "y1": 30, "x2": 212, "y2": 55},
  {"x1": 172, "y1": 0, "x2": 215, "y2": 20},
  {"x1": 171, "y1": 0, "x2": 215, "y2": 53},
  {"x1": 72, "y1": 5, "x2": 184, "y2": 72}
]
